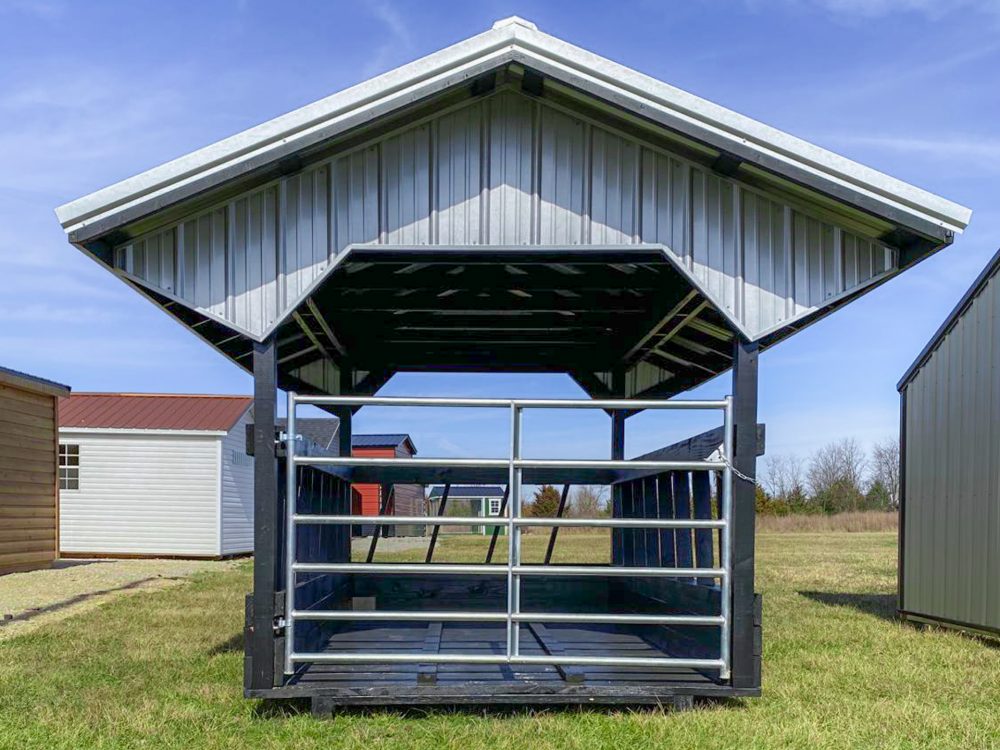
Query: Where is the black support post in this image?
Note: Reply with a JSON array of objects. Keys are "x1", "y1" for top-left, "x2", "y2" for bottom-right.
[
  {"x1": 730, "y1": 338, "x2": 760, "y2": 689},
  {"x1": 610, "y1": 367, "x2": 626, "y2": 566},
  {"x1": 610, "y1": 410, "x2": 626, "y2": 566},
  {"x1": 250, "y1": 337, "x2": 279, "y2": 691}
]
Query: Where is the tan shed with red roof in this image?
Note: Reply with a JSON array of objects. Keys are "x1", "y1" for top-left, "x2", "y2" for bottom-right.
[{"x1": 57, "y1": 393, "x2": 254, "y2": 558}]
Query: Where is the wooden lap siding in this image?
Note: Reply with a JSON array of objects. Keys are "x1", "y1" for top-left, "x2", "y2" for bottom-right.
[
  {"x1": 350, "y1": 446, "x2": 389, "y2": 516},
  {"x1": 0, "y1": 384, "x2": 58, "y2": 574}
]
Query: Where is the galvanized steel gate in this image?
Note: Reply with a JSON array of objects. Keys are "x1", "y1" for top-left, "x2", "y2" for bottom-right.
[{"x1": 282, "y1": 394, "x2": 735, "y2": 680}]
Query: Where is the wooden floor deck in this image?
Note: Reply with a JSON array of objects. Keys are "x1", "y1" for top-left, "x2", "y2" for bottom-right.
[{"x1": 289, "y1": 622, "x2": 719, "y2": 688}]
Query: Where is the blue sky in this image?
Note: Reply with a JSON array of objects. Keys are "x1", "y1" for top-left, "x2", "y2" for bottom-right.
[{"x1": 1, "y1": 0, "x2": 998, "y2": 464}]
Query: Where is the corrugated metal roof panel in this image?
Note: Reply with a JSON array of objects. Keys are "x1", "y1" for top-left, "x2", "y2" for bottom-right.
[
  {"x1": 59, "y1": 393, "x2": 251, "y2": 432},
  {"x1": 352, "y1": 433, "x2": 416, "y2": 453}
]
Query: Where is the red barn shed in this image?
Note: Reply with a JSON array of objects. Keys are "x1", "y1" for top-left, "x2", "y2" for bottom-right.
[
  {"x1": 277, "y1": 419, "x2": 423, "y2": 536},
  {"x1": 350, "y1": 434, "x2": 422, "y2": 536}
]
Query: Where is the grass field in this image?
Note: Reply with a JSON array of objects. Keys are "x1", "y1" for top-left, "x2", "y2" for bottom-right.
[{"x1": 1, "y1": 532, "x2": 997, "y2": 749}]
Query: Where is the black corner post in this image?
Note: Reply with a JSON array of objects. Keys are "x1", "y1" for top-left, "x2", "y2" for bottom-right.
[
  {"x1": 336, "y1": 365, "x2": 354, "y2": 458},
  {"x1": 730, "y1": 337, "x2": 760, "y2": 689},
  {"x1": 250, "y1": 336, "x2": 280, "y2": 691},
  {"x1": 609, "y1": 367, "x2": 626, "y2": 567}
]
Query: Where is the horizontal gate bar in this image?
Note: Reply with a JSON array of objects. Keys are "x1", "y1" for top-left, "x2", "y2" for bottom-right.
[
  {"x1": 514, "y1": 565, "x2": 724, "y2": 578},
  {"x1": 514, "y1": 458, "x2": 726, "y2": 471},
  {"x1": 291, "y1": 562, "x2": 724, "y2": 578},
  {"x1": 515, "y1": 516, "x2": 724, "y2": 529},
  {"x1": 292, "y1": 562, "x2": 507, "y2": 575},
  {"x1": 288, "y1": 652, "x2": 726, "y2": 669},
  {"x1": 294, "y1": 456, "x2": 509, "y2": 468},
  {"x1": 293, "y1": 395, "x2": 728, "y2": 411},
  {"x1": 289, "y1": 610, "x2": 724, "y2": 625},
  {"x1": 292, "y1": 514, "x2": 725, "y2": 529},
  {"x1": 292, "y1": 456, "x2": 725, "y2": 471},
  {"x1": 293, "y1": 514, "x2": 493, "y2": 526}
]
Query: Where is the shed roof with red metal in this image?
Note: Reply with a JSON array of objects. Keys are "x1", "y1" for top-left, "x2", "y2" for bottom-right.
[{"x1": 59, "y1": 393, "x2": 252, "y2": 432}]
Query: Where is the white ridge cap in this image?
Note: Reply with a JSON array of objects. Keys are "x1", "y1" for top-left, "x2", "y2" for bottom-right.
[{"x1": 492, "y1": 16, "x2": 538, "y2": 31}]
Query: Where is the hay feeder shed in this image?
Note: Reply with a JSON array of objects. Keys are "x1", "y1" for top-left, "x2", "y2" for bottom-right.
[{"x1": 56, "y1": 18, "x2": 970, "y2": 710}]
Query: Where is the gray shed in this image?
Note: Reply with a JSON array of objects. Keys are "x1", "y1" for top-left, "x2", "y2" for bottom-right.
[{"x1": 897, "y1": 247, "x2": 1000, "y2": 638}]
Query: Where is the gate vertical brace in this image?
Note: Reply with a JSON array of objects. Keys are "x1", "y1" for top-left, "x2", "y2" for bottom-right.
[
  {"x1": 250, "y1": 336, "x2": 280, "y2": 690},
  {"x1": 730, "y1": 338, "x2": 759, "y2": 689},
  {"x1": 283, "y1": 391, "x2": 297, "y2": 675}
]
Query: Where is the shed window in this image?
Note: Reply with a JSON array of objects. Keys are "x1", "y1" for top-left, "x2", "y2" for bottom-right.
[
  {"x1": 488, "y1": 498, "x2": 502, "y2": 516},
  {"x1": 59, "y1": 444, "x2": 80, "y2": 490}
]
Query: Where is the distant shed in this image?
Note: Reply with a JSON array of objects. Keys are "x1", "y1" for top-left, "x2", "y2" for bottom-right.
[
  {"x1": 58, "y1": 393, "x2": 254, "y2": 558},
  {"x1": 897, "y1": 248, "x2": 1000, "y2": 637},
  {"x1": 274, "y1": 421, "x2": 424, "y2": 536},
  {"x1": 0, "y1": 365, "x2": 70, "y2": 575}
]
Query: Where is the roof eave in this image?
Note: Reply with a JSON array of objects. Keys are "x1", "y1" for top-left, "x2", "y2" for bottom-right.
[
  {"x1": 897, "y1": 246, "x2": 1000, "y2": 392},
  {"x1": 0, "y1": 366, "x2": 70, "y2": 398},
  {"x1": 56, "y1": 18, "x2": 970, "y2": 247}
]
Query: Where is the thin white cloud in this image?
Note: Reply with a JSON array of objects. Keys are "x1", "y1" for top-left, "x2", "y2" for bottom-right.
[
  {"x1": 0, "y1": 303, "x2": 118, "y2": 324},
  {"x1": 0, "y1": 0, "x2": 65, "y2": 19},
  {"x1": 754, "y1": 0, "x2": 1000, "y2": 20},
  {"x1": 825, "y1": 133, "x2": 1000, "y2": 161},
  {"x1": 362, "y1": 1, "x2": 415, "y2": 78}
]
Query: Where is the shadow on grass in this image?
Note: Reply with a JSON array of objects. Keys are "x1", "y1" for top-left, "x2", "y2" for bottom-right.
[
  {"x1": 1, "y1": 576, "x2": 181, "y2": 626},
  {"x1": 253, "y1": 695, "x2": 748, "y2": 720},
  {"x1": 798, "y1": 591, "x2": 897, "y2": 621},
  {"x1": 207, "y1": 632, "x2": 243, "y2": 655}
]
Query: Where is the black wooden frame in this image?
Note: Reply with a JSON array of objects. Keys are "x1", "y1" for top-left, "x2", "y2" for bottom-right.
[{"x1": 244, "y1": 336, "x2": 762, "y2": 705}]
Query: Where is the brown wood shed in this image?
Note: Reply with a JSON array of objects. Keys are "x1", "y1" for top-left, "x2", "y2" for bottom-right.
[{"x1": 0, "y1": 365, "x2": 71, "y2": 575}]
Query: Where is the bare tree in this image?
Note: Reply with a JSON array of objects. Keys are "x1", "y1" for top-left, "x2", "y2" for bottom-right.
[
  {"x1": 870, "y1": 438, "x2": 901, "y2": 508},
  {"x1": 571, "y1": 485, "x2": 609, "y2": 517},
  {"x1": 761, "y1": 454, "x2": 806, "y2": 501},
  {"x1": 808, "y1": 438, "x2": 868, "y2": 511}
]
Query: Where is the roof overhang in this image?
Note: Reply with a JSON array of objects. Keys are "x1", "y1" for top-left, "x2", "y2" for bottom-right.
[
  {"x1": 0, "y1": 365, "x2": 70, "y2": 398},
  {"x1": 57, "y1": 427, "x2": 228, "y2": 437},
  {"x1": 56, "y1": 16, "x2": 970, "y2": 246}
]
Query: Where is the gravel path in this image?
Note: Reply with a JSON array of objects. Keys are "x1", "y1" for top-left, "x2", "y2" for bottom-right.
[
  {"x1": 0, "y1": 538, "x2": 429, "y2": 641},
  {"x1": 0, "y1": 558, "x2": 239, "y2": 641}
]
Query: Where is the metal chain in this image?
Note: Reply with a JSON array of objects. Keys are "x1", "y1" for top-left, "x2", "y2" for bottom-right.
[{"x1": 719, "y1": 452, "x2": 757, "y2": 485}]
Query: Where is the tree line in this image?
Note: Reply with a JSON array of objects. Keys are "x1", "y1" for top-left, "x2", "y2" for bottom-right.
[
  {"x1": 519, "y1": 436, "x2": 899, "y2": 520},
  {"x1": 758, "y1": 437, "x2": 899, "y2": 515}
]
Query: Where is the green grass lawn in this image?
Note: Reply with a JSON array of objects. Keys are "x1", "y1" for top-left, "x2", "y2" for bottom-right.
[{"x1": 1, "y1": 532, "x2": 998, "y2": 749}]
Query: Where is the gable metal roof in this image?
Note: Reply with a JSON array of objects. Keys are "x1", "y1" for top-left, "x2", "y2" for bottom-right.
[
  {"x1": 0, "y1": 364, "x2": 70, "y2": 399},
  {"x1": 898, "y1": 246, "x2": 1000, "y2": 392},
  {"x1": 56, "y1": 16, "x2": 970, "y2": 245},
  {"x1": 352, "y1": 433, "x2": 417, "y2": 455},
  {"x1": 58, "y1": 393, "x2": 251, "y2": 432}
]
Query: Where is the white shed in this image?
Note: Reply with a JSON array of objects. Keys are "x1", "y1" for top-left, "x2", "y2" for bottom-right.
[{"x1": 57, "y1": 393, "x2": 254, "y2": 558}]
